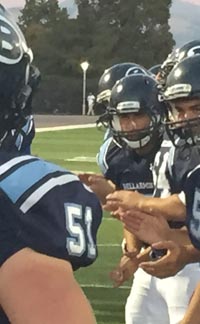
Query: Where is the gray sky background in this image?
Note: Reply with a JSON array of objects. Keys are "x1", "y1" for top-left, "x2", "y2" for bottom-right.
[{"x1": 1, "y1": 0, "x2": 61, "y2": 7}]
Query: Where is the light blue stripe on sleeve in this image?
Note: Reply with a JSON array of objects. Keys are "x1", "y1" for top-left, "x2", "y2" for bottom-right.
[
  {"x1": 20, "y1": 173, "x2": 79, "y2": 213},
  {"x1": 0, "y1": 159, "x2": 68, "y2": 203}
]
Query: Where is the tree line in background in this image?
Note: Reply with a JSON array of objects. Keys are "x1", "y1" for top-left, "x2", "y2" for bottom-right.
[{"x1": 20, "y1": 0, "x2": 174, "y2": 114}]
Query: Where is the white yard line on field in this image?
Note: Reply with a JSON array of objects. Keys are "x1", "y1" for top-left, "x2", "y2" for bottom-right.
[
  {"x1": 98, "y1": 243, "x2": 120, "y2": 247},
  {"x1": 36, "y1": 123, "x2": 96, "y2": 132},
  {"x1": 81, "y1": 283, "x2": 131, "y2": 289},
  {"x1": 66, "y1": 156, "x2": 97, "y2": 162}
]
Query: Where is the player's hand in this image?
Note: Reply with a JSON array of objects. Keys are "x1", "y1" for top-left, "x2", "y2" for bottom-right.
[
  {"x1": 120, "y1": 209, "x2": 171, "y2": 245},
  {"x1": 78, "y1": 172, "x2": 102, "y2": 186},
  {"x1": 103, "y1": 190, "x2": 144, "y2": 215},
  {"x1": 109, "y1": 254, "x2": 138, "y2": 288},
  {"x1": 78, "y1": 173, "x2": 115, "y2": 204},
  {"x1": 138, "y1": 240, "x2": 187, "y2": 278}
]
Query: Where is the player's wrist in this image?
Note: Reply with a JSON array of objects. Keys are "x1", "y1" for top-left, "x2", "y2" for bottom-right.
[
  {"x1": 181, "y1": 245, "x2": 200, "y2": 265},
  {"x1": 121, "y1": 238, "x2": 139, "y2": 255},
  {"x1": 137, "y1": 194, "x2": 151, "y2": 211},
  {"x1": 164, "y1": 228, "x2": 176, "y2": 241}
]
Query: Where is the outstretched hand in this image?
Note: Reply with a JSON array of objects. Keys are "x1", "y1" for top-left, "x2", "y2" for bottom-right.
[
  {"x1": 120, "y1": 209, "x2": 171, "y2": 245},
  {"x1": 109, "y1": 253, "x2": 138, "y2": 288},
  {"x1": 103, "y1": 190, "x2": 145, "y2": 216},
  {"x1": 110, "y1": 246, "x2": 152, "y2": 287},
  {"x1": 138, "y1": 241, "x2": 187, "y2": 278},
  {"x1": 78, "y1": 173, "x2": 115, "y2": 204}
]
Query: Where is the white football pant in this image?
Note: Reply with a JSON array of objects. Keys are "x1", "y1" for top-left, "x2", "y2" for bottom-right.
[{"x1": 125, "y1": 263, "x2": 200, "y2": 324}]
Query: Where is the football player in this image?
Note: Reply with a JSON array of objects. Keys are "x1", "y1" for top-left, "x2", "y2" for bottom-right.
[
  {"x1": 83, "y1": 73, "x2": 186, "y2": 324},
  {"x1": 97, "y1": 73, "x2": 164, "y2": 192},
  {"x1": 0, "y1": 5, "x2": 102, "y2": 324}
]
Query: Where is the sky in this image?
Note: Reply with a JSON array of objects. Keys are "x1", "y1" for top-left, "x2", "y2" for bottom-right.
[
  {"x1": 182, "y1": 0, "x2": 200, "y2": 4},
  {"x1": 1, "y1": 0, "x2": 60, "y2": 7},
  {"x1": 1, "y1": 0, "x2": 25, "y2": 7},
  {"x1": 1, "y1": 0, "x2": 200, "y2": 8}
]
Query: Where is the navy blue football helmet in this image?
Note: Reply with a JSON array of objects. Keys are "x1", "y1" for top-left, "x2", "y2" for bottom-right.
[
  {"x1": 177, "y1": 40, "x2": 200, "y2": 63},
  {"x1": 96, "y1": 62, "x2": 150, "y2": 128},
  {"x1": 96, "y1": 62, "x2": 150, "y2": 105},
  {"x1": 164, "y1": 54, "x2": 200, "y2": 147},
  {"x1": 108, "y1": 74, "x2": 166, "y2": 149},
  {"x1": 158, "y1": 49, "x2": 179, "y2": 86},
  {"x1": 159, "y1": 40, "x2": 200, "y2": 87},
  {"x1": 0, "y1": 5, "x2": 36, "y2": 146}
]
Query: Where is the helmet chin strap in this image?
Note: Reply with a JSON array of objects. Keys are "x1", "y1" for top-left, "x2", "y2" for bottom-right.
[
  {"x1": 122, "y1": 135, "x2": 151, "y2": 149},
  {"x1": 112, "y1": 115, "x2": 121, "y2": 131}
]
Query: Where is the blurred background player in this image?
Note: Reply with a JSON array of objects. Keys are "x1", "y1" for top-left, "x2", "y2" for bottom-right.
[
  {"x1": 157, "y1": 39, "x2": 200, "y2": 87},
  {"x1": 148, "y1": 63, "x2": 161, "y2": 77},
  {"x1": 96, "y1": 62, "x2": 150, "y2": 124},
  {"x1": 0, "y1": 5, "x2": 102, "y2": 324},
  {"x1": 87, "y1": 92, "x2": 95, "y2": 115}
]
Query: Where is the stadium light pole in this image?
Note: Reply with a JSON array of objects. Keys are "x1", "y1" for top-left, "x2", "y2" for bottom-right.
[{"x1": 80, "y1": 61, "x2": 89, "y2": 115}]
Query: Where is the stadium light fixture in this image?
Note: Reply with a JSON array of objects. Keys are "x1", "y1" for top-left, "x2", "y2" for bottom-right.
[{"x1": 80, "y1": 61, "x2": 89, "y2": 115}]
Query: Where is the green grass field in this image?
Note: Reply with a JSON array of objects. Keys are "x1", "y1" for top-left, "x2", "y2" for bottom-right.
[{"x1": 32, "y1": 127, "x2": 132, "y2": 324}]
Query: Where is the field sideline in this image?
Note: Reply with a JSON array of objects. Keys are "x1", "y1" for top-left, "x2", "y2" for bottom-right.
[{"x1": 32, "y1": 125, "x2": 132, "y2": 324}]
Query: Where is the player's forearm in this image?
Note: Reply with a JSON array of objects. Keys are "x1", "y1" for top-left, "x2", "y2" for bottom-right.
[
  {"x1": 123, "y1": 228, "x2": 144, "y2": 253},
  {"x1": 123, "y1": 229, "x2": 152, "y2": 265},
  {"x1": 168, "y1": 227, "x2": 192, "y2": 245},
  {"x1": 140, "y1": 194, "x2": 186, "y2": 221}
]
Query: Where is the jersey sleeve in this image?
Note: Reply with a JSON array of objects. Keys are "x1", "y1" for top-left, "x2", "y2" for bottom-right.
[
  {"x1": 167, "y1": 143, "x2": 200, "y2": 194},
  {"x1": 185, "y1": 166, "x2": 200, "y2": 249}
]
